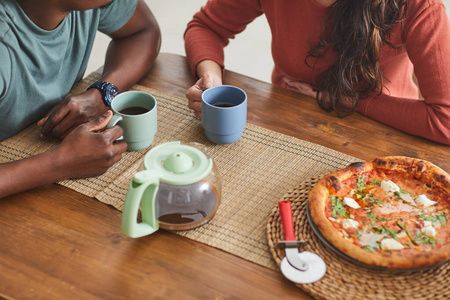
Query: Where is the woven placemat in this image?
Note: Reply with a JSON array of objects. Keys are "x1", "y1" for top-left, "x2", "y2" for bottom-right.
[
  {"x1": 0, "y1": 72, "x2": 362, "y2": 270},
  {"x1": 267, "y1": 177, "x2": 450, "y2": 299}
]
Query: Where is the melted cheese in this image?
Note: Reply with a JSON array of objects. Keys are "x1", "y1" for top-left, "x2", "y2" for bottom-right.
[
  {"x1": 381, "y1": 238, "x2": 404, "y2": 250},
  {"x1": 342, "y1": 219, "x2": 359, "y2": 229},
  {"x1": 381, "y1": 180, "x2": 400, "y2": 193},
  {"x1": 415, "y1": 194, "x2": 437, "y2": 207},
  {"x1": 344, "y1": 197, "x2": 361, "y2": 209},
  {"x1": 421, "y1": 221, "x2": 437, "y2": 237}
]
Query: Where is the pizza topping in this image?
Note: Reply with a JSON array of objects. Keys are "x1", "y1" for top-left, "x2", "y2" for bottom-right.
[
  {"x1": 396, "y1": 231, "x2": 407, "y2": 239},
  {"x1": 421, "y1": 221, "x2": 437, "y2": 237},
  {"x1": 398, "y1": 192, "x2": 416, "y2": 206},
  {"x1": 375, "y1": 202, "x2": 415, "y2": 214},
  {"x1": 365, "y1": 195, "x2": 384, "y2": 206},
  {"x1": 396, "y1": 222, "x2": 418, "y2": 245},
  {"x1": 342, "y1": 219, "x2": 359, "y2": 229},
  {"x1": 330, "y1": 195, "x2": 349, "y2": 218},
  {"x1": 367, "y1": 207, "x2": 387, "y2": 222},
  {"x1": 361, "y1": 233, "x2": 382, "y2": 252},
  {"x1": 343, "y1": 197, "x2": 361, "y2": 209},
  {"x1": 380, "y1": 180, "x2": 400, "y2": 193},
  {"x1": 436, "y1": 213, "x2": 447, "y2": 227},
  {"x1": 414, "y1": 231, "x2": 439, "y2": 247},
  {"x1": 381, "y1": 238, "x2": 405, "y2": 250},
  {"x1": 415, "y1": 194, "x2": 437, "y2": 207},
  {"x1": 417, "y1": 213, "x2": 446, "y2": 227}
]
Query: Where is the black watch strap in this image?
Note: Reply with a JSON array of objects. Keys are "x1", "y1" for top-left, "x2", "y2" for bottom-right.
[{"x1": 87, "y1": 81, "x2": 120, "y2": 107}]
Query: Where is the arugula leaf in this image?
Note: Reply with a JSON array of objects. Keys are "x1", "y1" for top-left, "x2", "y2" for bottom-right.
[
  {"x1": 396, "y1": 222, "x2": 417, "y2": 245},
  {"x1": 370, "y1": 180, "x2": 381, "y2": 186},
  {"x1": 366, "y1": 195, "x2": 384, "y2": 206},
  {"x1": 417, "y1": 214, "x2": 434, "y2": 222},
  {"x1": 374, "y1": 226, "x2": 386, "y2": 235},
  {"x1": 417, "y1": 213, "x2": 447, "y2": 227},
  {"x1": 363, "y1": 245, "x2": 375, "y2": 252},
  {"x1": 414, "y1": 231, "x2": 438, "y2": 247},
  {"x1": 397, "y1": 189, "x2": 414, "y2": 197},
  {"x1": 357, "y1": 176, "x2": 365, "y2": 192},
  {"x1": 367, "y1": 208, "x2": 388, "y2": 222},
  {"x1": 383, "y1": 226, "x2": 398, "y2": 240},
  {"x1": 372, "y1": 225, "x2": 397, "y2": 240},
  {"x1": 436, "y1": 213, "x2": 447, "y2": 227},
  {"x1": 330, "y1": 195, "x2": 349, "y2": 218},
  {"x1": 396, "y1": 223, "x2": 411, "y2": 237}
]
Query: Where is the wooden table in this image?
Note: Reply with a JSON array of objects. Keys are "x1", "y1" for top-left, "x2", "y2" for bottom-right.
[{"x1": 1, "y1": 53, "x2": 448, "y2": 300}]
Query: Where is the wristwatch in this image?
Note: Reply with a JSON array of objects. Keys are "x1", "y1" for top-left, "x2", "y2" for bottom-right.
[{"x1": 87, "y1": 81, "x2": 120, "y2": 107}]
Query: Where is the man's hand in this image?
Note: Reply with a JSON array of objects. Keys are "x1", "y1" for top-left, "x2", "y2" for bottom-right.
[
  {"x1": 56, "y1": 110, "x2": 128, "y2": 179},
  {"x1": 0, "y1": 111, "x2": 127, "y2": 199},
  {"x1": 37, "y1": 88, "x2": 108, "y2": 139}
]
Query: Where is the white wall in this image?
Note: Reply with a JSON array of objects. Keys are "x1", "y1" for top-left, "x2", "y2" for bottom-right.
[
  {"x1": 86, "y1": 0, "x2": 273, "y2": 83},
  {"x1": 147, "y1": 0, "x2": 273, "y2": 83}
]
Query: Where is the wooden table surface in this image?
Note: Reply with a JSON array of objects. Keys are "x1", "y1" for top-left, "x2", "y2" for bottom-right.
[{"x1": 1, "y1": 53, "x2": 448, "y2": 300}]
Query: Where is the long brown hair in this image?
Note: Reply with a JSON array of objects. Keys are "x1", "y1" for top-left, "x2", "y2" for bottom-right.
[{"x1": 307, "y1": 0, "x2": 409, "y2": 117}]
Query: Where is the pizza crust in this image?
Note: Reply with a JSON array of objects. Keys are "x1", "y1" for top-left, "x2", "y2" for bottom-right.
[{"x1": 309, "y1": 156, "x2": 450, "y2": 270}]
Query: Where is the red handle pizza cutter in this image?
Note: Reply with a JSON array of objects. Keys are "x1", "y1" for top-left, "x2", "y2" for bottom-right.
[{"x1": 278, "y1": 200, "x2": 326, "y2": 284}]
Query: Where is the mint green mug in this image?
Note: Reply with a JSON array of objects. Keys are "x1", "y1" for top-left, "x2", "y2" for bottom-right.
[{"x1": 107, "y1": 91, "x2": 157, "y2": 151}]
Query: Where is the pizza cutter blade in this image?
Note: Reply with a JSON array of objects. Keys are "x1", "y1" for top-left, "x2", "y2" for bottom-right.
[
  {"x1": 278, "y1": 200, "x2": 326, "y2": 284},
  {"x1": 281, "y1": 252, "x2": 327, "y2": 284}
]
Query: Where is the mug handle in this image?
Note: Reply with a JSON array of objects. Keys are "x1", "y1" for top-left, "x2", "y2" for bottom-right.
[
  {"x1": 122, "y1": 170, "x2": 160, "y2": 238},
  {"x1": 107, "y1": 113, "x2": 123, "y2": 128},
  {"x1": 107, "y1": 114, "x2": 124, "y2": 141}
]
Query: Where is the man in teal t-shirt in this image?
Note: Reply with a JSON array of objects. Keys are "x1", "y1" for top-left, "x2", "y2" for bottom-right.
[{"x1": 0, "y1": 0, "x2": 161, "y2": 198}]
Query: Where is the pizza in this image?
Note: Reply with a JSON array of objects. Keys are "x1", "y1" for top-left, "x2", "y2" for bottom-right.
[{"x1": 308, "y1": 156, "x2": 450, "y2": 270}]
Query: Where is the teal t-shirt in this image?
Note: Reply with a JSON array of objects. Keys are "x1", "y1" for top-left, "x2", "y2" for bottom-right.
[{"x1": 0, "y1": 0, "x2": 138, "y2": 141}]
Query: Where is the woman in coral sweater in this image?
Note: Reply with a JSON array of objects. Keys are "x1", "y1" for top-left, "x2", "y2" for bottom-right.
[{"x1": 184, "y1": 0, "x2": 450, "y2": 145}]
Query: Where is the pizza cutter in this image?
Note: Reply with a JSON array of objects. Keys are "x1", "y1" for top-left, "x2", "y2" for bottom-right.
[{"x1": 278, "y1": 200, "x2": 326, "y2": 284}]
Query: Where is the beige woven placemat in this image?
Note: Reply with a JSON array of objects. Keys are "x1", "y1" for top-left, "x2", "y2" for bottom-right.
[
  {"x1": 267, "y1": 177, "x2": 450, "y2": 299},
  {"x1": 0, "y1": 72, "x2": 361, "y2": 270}
]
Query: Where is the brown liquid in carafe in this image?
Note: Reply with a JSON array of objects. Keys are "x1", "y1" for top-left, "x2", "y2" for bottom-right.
[
  {"x1": 119, "y1": 106, "x2": 149, "y2": 115},
  {"x1": 157, "y1": 182, "x2": 219, "y2": 230},
  {"x1": 159, "y1": 213, "x2": 197, "y2": 224}
]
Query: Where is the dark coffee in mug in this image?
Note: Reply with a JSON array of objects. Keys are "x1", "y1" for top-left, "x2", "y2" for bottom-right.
[
  {"x1": 212, "y1": 102, "x2": 235, "y2": 108},
  {"x1": 119, "y1": 106, "x2": 150, "y2": 115}
]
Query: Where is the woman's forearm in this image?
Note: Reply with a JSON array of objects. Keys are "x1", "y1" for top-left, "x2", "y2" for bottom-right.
[{"x1": 196, "y1": 59, "x2": 223, "y2": 80}]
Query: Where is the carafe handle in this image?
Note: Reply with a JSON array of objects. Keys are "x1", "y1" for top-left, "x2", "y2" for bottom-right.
[{"x1": 122, "y1": 170, "x2": 160, "y2": 238}]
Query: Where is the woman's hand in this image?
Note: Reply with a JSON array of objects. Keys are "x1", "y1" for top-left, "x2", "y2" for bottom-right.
[
  {"x1": 185, "y1": 71, "x2": 222, "y2": 119},
  {"x1": 282, "y1": 76, "x2": 317, "y2": 98},
  {"x1": 186, "y1": 60, "x2": 223, "y2": 119}
]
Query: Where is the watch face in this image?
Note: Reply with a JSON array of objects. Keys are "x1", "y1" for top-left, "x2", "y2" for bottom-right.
[
  {"x1": 88, "y1": 81, "x2": 120, "y2": 106},
  {"x1": 106, "y1": 84, "x2": 119, "y2": 98}
]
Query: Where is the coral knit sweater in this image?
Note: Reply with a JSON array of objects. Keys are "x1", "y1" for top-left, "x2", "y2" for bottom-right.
[{"x1": 185, "y1": 0, "x2": 450, "y2": 145}]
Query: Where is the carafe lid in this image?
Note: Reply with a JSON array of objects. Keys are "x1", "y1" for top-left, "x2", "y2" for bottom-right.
[{"x1": 143, "y1": 141, "x2": 213, "y2": 185}]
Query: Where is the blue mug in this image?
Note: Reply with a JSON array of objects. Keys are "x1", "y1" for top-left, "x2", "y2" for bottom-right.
[{"x1": 201, "y1": 85, "x2": 247, "y2": 144}]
